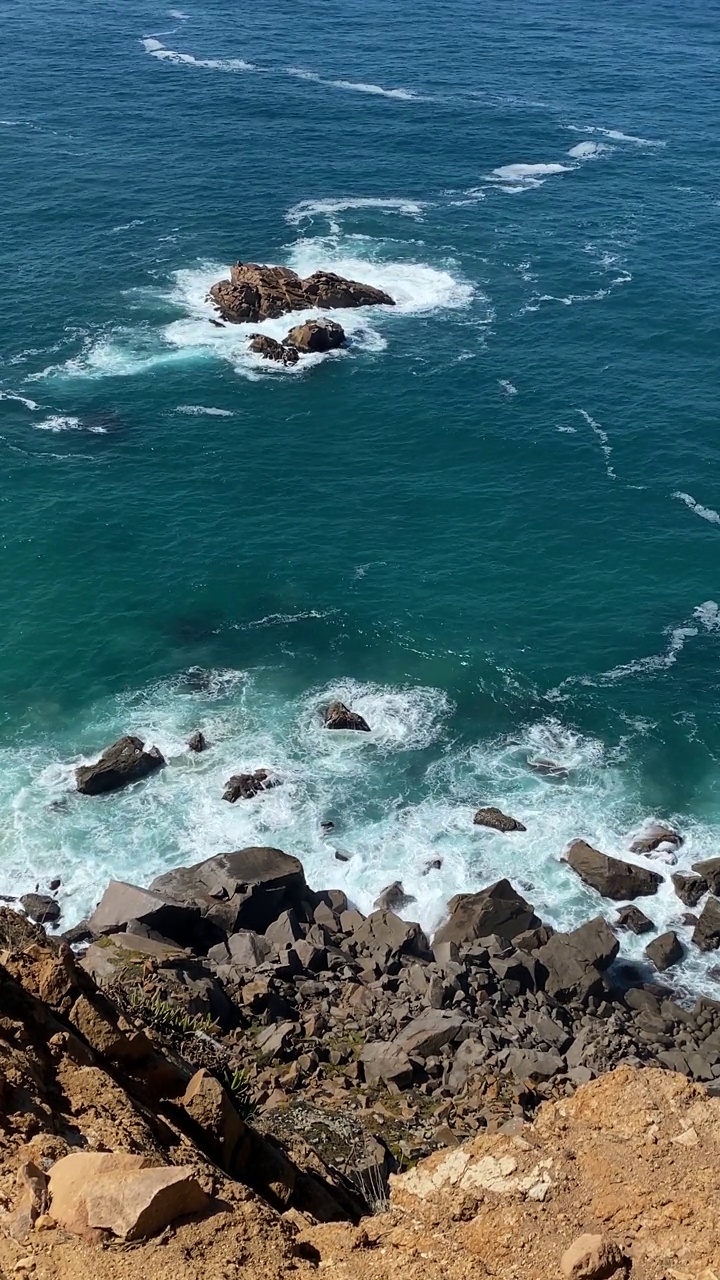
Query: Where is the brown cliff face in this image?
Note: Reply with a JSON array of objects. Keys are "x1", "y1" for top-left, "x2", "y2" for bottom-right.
[{"x1": 209, "y1": 262, "x2": 395, "y2": 323}]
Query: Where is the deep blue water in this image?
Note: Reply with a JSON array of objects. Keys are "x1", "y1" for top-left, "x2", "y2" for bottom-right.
[{"x1": 1, "y1": 0, "x2": 719, "y2": 988}]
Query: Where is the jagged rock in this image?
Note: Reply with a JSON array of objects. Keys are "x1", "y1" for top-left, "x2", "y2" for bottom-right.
[
  {"x1": 210, "y1": 262, "x2": 394, "y2": 324},
  {"x1": 560, "y1": 1233, "x2": 625, "y2": 1280},
  {"x1": 182, "y1": 1069, "x2": 247, "y2": 1171},
  {"x1": 47, "y1": 1151, "x2": 208, "y2": 1241},
  {"x1": 256, "y1": 1020, "x2": 296, "y2": 1061},
  {"x1": 248, "y1": 333, "x2": 299, "y2": 365},
  {"x1": 285, "y1": 319, "x2": 346, "y2": 353},
  {"x1": 536, "y1": 917, "x2": 619, "y2": 1004},
  {"x1": 20, "y1": 893, "x2": 61, "y2": 925},
  {"x1": 434, "y1": 879, "x2": 539, "y2": 948},
  {"x1": 422, "y1": 858, "x2": 443, "y2": 875},
  {"x1": 323, "y1": 700, "x2": 370, "y2": 732},
  {"x1": 373, "y1": 881, "x2": 416, "y2": 912},
  {"x1": 187, "y1": 731, "x2": 208, "y2": 753},
  {"x1": 565, "y1": 841, "x2": 663, "y2": 900},
  {"x1": 692, "y1": 896, "x2": 720, "y2": 951},
  {"x1": 692, "y1": 857, "x2": 720, "y2": 895},
  {"x1": 87, "y1": 880, "x2": 202, "y2": 947},
  {"x1": 672, "y1": 871, "x2": 708, "y2": 908},
  {"x1": 149, "y1": 847, "x2": 308, "y2": 936},
  {"x1": 615, "y1": 905, "x2": 654, "y2": 935},
  {"x1": 360, "y1": 1041, "x2": 413, "y2": 1089},
  {"x1": 395, "y1": 1009, "x2": 466, "y2": 1058},
  {"x1": 223, "y1": 768, "x2": 278, "y2": 803},
  {"x1": 76, "y1": 735, "x2": 165, "y2": 796},
  {"x1": 506, "y1": 1048, "x2": 565, "y2": 1082},
  {"x1": 629, "y1": 824, "x2": 683, "y2": 855},
  {"x1": 7, "y1": 1160, "x2": 48, "y2": 1240},
  {"x1": 645, "y1": 930, "x2": 683, "y2": 972},
  {"x1": 473, "y1": 806, "x2": 526, "y2": 833},
  {"x1": 227, "y1": 929, "x2": 273, "y2": 968},
  {"x1": 352, "y1": 909, "x2": 428, "y2": 959}
]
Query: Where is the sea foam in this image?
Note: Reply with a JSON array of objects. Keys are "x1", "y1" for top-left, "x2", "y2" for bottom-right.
[
  {"x1": 286, "y1": 67, "x2": 419, "y2": 100},
  {"x1": 673, "y1": 491, "x2": 720, "y2": 525},
  {"x1": 141, "y1": 37, "x2": 255, "y2": 71}
]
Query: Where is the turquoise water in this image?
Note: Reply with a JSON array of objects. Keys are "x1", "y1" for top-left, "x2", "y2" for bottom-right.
[{"x1": 1, "y1": 0, "x2": 719, "y2": 988}]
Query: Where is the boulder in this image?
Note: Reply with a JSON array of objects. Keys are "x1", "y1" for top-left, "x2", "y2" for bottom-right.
[
  {"x1": 20, "y1": 893, "x2": 61, "y2": 925},
  {"x1": 223, "y1": 768, "x2": 278, "y2": 803},
  {"x1": 672, "y1": 871, "x2": 708, "y2": 908},
  {"x1": 644, "y1": 930, "x2": 683, "y2": 972},
  {"x1": 248, "y1": 333, "x2": 299, "y2": 365},
  {"x1": 536, "y1": 917, "x2": 619, "y2": 1004},
  {"x1": 7, "y1": 1160, "x2": 48, "y2": 1240},
  {"x1": 87, "y1": 880, "x2": 202, "y2": 947},
  {"x1": 560, "y1": 1233, "x2": 625, "y2": 1280},
  {"x1": 227, "y1": 929, "x2": 273, "y2": 968},
  {"x1": 692, "y1": 896, "x2": 720, "y2": 952},
  {"x1": 506, "y1": 1048, "x2": 565, "y2": 1082},
  {"x1": 149, "y1": 847, "x2": 308, "y2": 936},
  {"x1": 564, "y1": 841, "x2": 663, "y2": 900},
  {"x1": 323, "y1": 700, "x2": 370, "y2": 732},
  {"x1": 473, "y1": 806, "x2": 526, "y2": 832},
  {"x1": 692, "y1": 857, "x2": 720, "y2": 895},
  {"x1": 182, "y1": 1069, "x2": 246, "y2": 1171},
  {"x1": 187, "y1": 731, "x2": 208, "y2": 753},
  {"x1": 373, "y1": 881, "x2": 416, "y2": 912},
  {"x1": 360, "y1": 1041, "x2": 413, "y2": 1089},
  {"x1": 352, "y1": 909, "x2": 428, "y2": 959},
  {"x1": 615, "y1": 905, "x2": 654, "y2": 935},
  {"x1": 629, "y1": 824, "x2": 682, "y2": 855},
  {"x1": 47, "y1": 1151, "x2": 207, "y2": 1241},
  {"x1": 209, "y1": 261, "x2": 394, "y2": 325},
  {"x1": 395, "y1": 1009, "x2": 466, "y2": 1058},
  {"x1": 434, "y1": 879, "x2": 539, "y2": 948},
  {"x1": 76, "y1": 736, "x2": 165, "y2": 796},
  {"x1": 285, "y1": 319, "x2": 345, "y2": 353}
]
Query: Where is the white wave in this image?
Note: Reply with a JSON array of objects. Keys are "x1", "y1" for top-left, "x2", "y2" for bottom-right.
[
  {"x1": 569, "y1": 124, "x2": 666, "y2": 148},
  {"x1": 557, "y1": 425, "x2": 577, "y2": 433},
  {"x1": 176, "y1": 404, "x2": 234, "y2": 417},
  {"x1": 220, "y1": 610, "x2": 335, "y2": 632},
  {"x1": 673, "y1": 491, "x2": 720, "y2": 525},
  {"x1": 486, "y1": 161, "x2": 571, "y2": 191},
  {"x1": 0, "y1": 391, "x2": 40, "y2": 410},
  {"x1": 286, "y1": 67, "x2": 419, "y2": 100},
  {"x1": 168, "y1": 8, "x2": 189, "y2": 17},
  {"x1": 141, "y1": 37, "x2": 255, "y2": 71},
  {"x1": 567, "y1": 141, "x2": 610, "y2": 159},
  {"x1": 286, "y1": 197, "x2": 425, "y2": 229},
  {"x1": 499, "y1": 379, "x2": 518, "y2": 395},
  {"x1": 521, "y1": 274, "x2": 632, "y2": 311},
  {"x1": 108, "y1": 219, "x2": 145, "y2": 234},
  {"x1": 34, "y1": 415, "x2": 82, "y2": 432},
  {"x1": 577, "y1": 408, "x2": 615, "y2": 479}
]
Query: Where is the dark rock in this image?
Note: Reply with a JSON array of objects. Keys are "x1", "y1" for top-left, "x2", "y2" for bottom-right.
[
  {"x1": 434, "y1": 880, "x2": 539, "y2": 948},
  {"x1": 564, "y1": 840, "x2": 663, "y2": 900},
  {"x1": 645, "y1": 931, "x2": 683, "y2": 972},
  {"x1": 149, "y1": 847, "x2": 308, "y2": 937},
  {"x1": 209, "y1": 261, "x2": 394, "y2": 325},
  {"x1": 76, "y1": 736, "x2": 165, "y2": 796},
  {"x1": 692, "y1": 858, "x2": 720, "y2": 895},
  {"x1": 630, "y1": 824, "x2": 683, "y2": 855},
  {"x1": 422, "y1": 858, "x2": 443, "y2": 875},
  {"x1": 360, "y1": 1041, "x2": 413, "y2": 1089},
  {"x1": 48, "y1": 878, "x2": 61, "y2": 892},
  {"x1": 223, "y1": 769, "x2": 278, "y2": 803},
  {"x1": 248, "y1": 334, "x2": 299, "y2": 366},
  {"x1": 616, "y1": 905, "x2": 655, "y2": 935},
  {"x1": 353, "y1": 910, "x2": 428, "y2": 959},
  {"x1": 323, "y1": 701, "x2": 370, "y2": 732},
  {"x1": 681, "y1": 912, "x2": 699, "y2": 927},
  {"x1": 673, "y1": 871, "x2": 708, "y2": 908},
  {"x1": 265, "y1": 908, "x2": 303, "y2": 949},
  {"x1": 473, "y1": 807, "x2": 526, "y2": 833},
  {"x1": 187, "y1": 731, "x2": 208, "y2": 753},
  {"x1": 87, "y1": 881, "x2": 203, "y2": 949},
  {"x1": 227, "y1": 929, "x2": 273, "y2": 968},
  {"x1": 395, "y1": 1009, "x2": 466, "y2": 1058},
  {"x1": 20, "y1": 894, "x2": 61, "y2": 925},
  {"x1": 506, "y1": 1048, "x2": 565, "y2": 1082},
  {"x1": 320, "y1": 821, "x2": 335, "y2": 833},
  {"x1": 285, "y1": 320, "x2": 345, "y2": 353},
  {"x1": 373, "y1": 881, "x2": 416, "y2": 913},
  {"x1": 62, "y1": 921, "x2": 93, "y2": 946},
  {"x1": 536, "y1": 917, "x2": 619, "y2": 1004},
  {"x1": 334, "y1": 850, "x2": 350, "y2": 863},
  {"x1": 692, "y1": 897, "x2": 720, "y2": 952}
]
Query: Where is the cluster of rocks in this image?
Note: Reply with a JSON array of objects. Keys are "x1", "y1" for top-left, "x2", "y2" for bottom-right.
[
  {"x1": 249, "y1": 319, "x2": 346, "y2": 366},
  {"x1": 70, "y1": 846, "x2": 720, "y2": 1170},
  {"x1": 209, "y1": 262, "x2": 394, "y2": 325}
]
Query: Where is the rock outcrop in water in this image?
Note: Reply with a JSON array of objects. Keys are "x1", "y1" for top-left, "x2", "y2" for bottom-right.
[
  {"x1": 285, "y1": 319, "x2": 346, "y2": 353},
  {"x1": 209, "y1": 262, "x2": 394, "y2": 324},
  {"x1": 75, "y1": 735, "x2": 165, "y2": 796},
  {"x1": 323, "y1": 700, "x2": 371, "y2": 731},
  {"x1": 248, "y1": 334, "x2": 299, "y2": 366}
]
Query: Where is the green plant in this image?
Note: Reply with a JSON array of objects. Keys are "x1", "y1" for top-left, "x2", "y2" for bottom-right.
[
  {"x1": 219, "y1": 1065, "x2": 257, "y2": 1121},
  {"x1": 128, "y1": 988, "x2": 216, "y2": 1038}
]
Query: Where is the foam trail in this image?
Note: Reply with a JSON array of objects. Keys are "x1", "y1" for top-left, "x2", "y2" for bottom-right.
[
  {"x1": 578, "y1": 408, "x2": 616, "y2": 479},
  {"x1": 286, "y1": 67, "x2": 419, "y2": 100},
  {"x1": 176, "y1": 404, "x2": 234, "y2": 417},
  {"x1": 34, "y1": 415, "x2": 84, "y2": 433},
  {"x1": 141, "y1": 38, "x2": 256, "y2": 71},
  {"x1": 673, "y1": 492, "x2": 720, "y2": 525},
  {"x1": 0, "y1": 391, "x2": 40, "y2": 410},
  {"x1": 485, "y1": 162, "x2": 570, "y2": 191},
  {"x1": 569, "y1": 125, "x2": 666, "y2": 147},
  {"x1": 567, "y1": 141, "x2": 609, "y2": 159},
  {"x1": 286, "y1": 197, "x2": 425, "y2": 227}
]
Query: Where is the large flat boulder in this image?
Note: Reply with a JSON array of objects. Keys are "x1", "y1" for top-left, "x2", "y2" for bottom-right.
[
  {"x1": 149, "y1": 847, "x2": 308, "y2": 936},
  {"x1": 433, "y1": 879, "x2": 539, "y2": 948},
  {"x1": 395, "y1": 1009, "x2": 466, "y2": 1058},
  {"x1": 47, "y1": 1152, "x2": 207, "y2": 1241},
  {"x1": 473, "y1": 807, "x2": 526, "y2": 833},
  {"x1": 210, "y1": 262, "x2": 394, "y2": 324},
  {"x1": 352, "y1": 909, "x2": 428, "y2": 959},
  {"x1": 536, "y1": 917, "x2": 619, "y2": 1004},
  {"x1": 564, "y1": 841, "x2": 663, "y2": 900},
  {"x1": 76, "y1": 736, "x2": 165, "y2": 796},
  {"x1": 692, "y1": 896, "x2": 720, "y2": 951},
  {"x1": 87, "y1": 880, "x2": 202, "y2": 947},
  {"x1": 285, "y1": 319, "x2": 345, "y2": 353},
  {"x1": 692, "y1": 857, "x2": 720, "y2": 895},
  {"x1": 360, "y1": 1041, "x2": 413, "y2": 1089}
]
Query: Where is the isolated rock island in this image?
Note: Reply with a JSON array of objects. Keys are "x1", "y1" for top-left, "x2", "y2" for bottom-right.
[{"x1": 209, "y1": 261, "x2": 395, "y2": 324}]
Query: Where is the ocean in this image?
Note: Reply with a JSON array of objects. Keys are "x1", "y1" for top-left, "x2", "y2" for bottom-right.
[{"x1": 1, "y1": 0, "x2": 719, "y2": 991}]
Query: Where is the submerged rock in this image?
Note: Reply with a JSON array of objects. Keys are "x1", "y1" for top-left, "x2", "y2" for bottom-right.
[
  {"x1": 564, "y1": 840, "x2": 663, "y2": 900},
  {"x1": 76, "y1": 735, "x2": 165, "y2": 796},
  {"x1": 223, "y1": 769, "x2": 279, "y2": 803},
  {"x1": 373, "y1": 881, "x2": 416, "y2": 912},
  {"x1": 20, "y1": 893, "x2": 61, "y2": 925},
  {"x1": 526, "y1": 757, "x2": 570, "y2": 780},
  {"x1": 629, "y1": 823, "x2": 683, "y2": 855},
  {"x1": 323, "y1": 700, "x2": 371, "y2": 732},
  {"x1": 473, "y1": 806, "x2": 526, "y2": 833},
  {"x1": 210, "y1": 262, "x2": 394, "y2": 324},
  {"x1": 285, "y1": 319, "x2": 346, "y2": 353},
  {"x1": 187, "y1": 730, "x2": 208, "y2": 753},
  {"x1": 248, "y1": 333, "x2": 299, "y2": 365}
]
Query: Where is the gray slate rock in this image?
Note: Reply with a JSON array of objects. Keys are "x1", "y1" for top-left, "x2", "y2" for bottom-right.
[
  {"x1": 353, "y1": 909, "x2": 428, "y2": 959},
  {"x1": 506, "y1": 1048, "x2": 565, "y2": 1082},
  {"x1": 434, "y1": 879, "x2": 539, "y2": 948},
  {"x1": 150, "y1": 846, "x2": 308, "y2": 937},
  {"x1": 536, "y1": 917, "x2": 619, "y2": 1004},
  {"x1": 87, "y1": 880, "x2": 201, "y2": 948},
  {"x1": 360, "y1": 1041, "x2": 413, "y2": 1089},
  {"x1": 395, "y1": 1009, "x2": 466, "y2": 1058},
  {"x1": 373, "y1": 881, "x2": 416, "y2": 912},
  {"x1": 20, "y1": 894, "x2": 61, "y2": 925},
  {"x1": 565, "y1": 840, "x2": 663, "y2": 900}
]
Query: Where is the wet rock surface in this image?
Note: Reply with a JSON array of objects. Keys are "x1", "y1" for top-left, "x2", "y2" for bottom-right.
[
  {"x1": 76, "y1": 735, "x2": 165, "y2": 796},
  {"x1": 210, "y1": 262, "x2": 394, "y2": 324}
]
